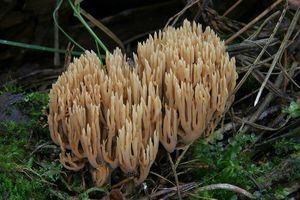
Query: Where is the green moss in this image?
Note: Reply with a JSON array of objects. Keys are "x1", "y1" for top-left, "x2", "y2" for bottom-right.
[
  {"x1": 283, "y1": 100, "x2": 300, "y2": 118},
  {"x1": 0, "y1": 90, "x2": 51, "y2": 199},
  {"x1": 0, "y1": 121, "x2": 27, "y2": 170},
  {"x1": 18, "y1": 91, "x2": 49, "y2": 121},
  {"x1": 0, "y1": 174, "x2": 47, "y2": 200},
  {"x1": 192, "y1": 134, "x2": 257, "y2": 199},
  {"x1": 191, "y1": 130, "x2": 300, "y2": 199},
  {"x1": 0, "y1": 120, "x2": 49, "y2": 199},
  {"x1": 0, "y1": 83, "x2": 23, "y2": 95},
  {"x1": 0, "y1": 89, "x2": 96, "y2": 199}
]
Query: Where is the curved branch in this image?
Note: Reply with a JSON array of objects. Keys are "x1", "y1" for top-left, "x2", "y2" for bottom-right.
[{"x1": 193, "y1": 183, "x2": 256, "y2": 199}]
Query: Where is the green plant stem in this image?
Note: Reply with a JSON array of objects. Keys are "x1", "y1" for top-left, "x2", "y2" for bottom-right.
[
  {"x1": 53, "y1": 0, "x2": 85, "y2": 52},
  {"x1": 0, "y1": 39, "x2": 82, "y2": 56},
  {"x1": 95, "y1": 39, "x2": 103, "y2": 64},
  {"x1": 68, "y1": 0, "x2": 109, "y2": 54}
]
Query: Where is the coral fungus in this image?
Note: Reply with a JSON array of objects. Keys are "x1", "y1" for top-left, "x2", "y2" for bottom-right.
[{"x1": 48, "y1": 20, "x2": 237, "y2": 186}]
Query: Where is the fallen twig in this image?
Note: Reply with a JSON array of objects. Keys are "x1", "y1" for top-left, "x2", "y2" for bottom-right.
[
  {"x1": 222, "y1": 0, "x2": 243, "y2": 17},
  {"x1": 168, "y1": 153, "x2": 182, "y2": 200},
  {"x1": 149, "y1": 171, "x2": 176, "y2": 186},
  {"x1": 150, "y1": 182, "x2": 199, "y2": 199},
  {"x1": 226, "y1": 38, "x2": 279, "y2": 55},
  {"x1": 234, "y1": 115, "x2": 284, "y2": 131},
  {"x1": 192, "y1": 183, "x2": 256, "y2": 199},
  {"x1": 174, "y1": 143, "x2": 191, "y2": 169}
]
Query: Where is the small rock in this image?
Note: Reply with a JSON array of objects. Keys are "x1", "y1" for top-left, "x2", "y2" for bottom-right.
[{"x1": 0, "y1": 92, "x2": 29, "y2": 123}]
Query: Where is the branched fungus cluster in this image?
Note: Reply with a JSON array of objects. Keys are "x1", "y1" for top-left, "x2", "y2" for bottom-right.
[{"x1": 48, "y1": 20, "x2": 237, "y2": 186}]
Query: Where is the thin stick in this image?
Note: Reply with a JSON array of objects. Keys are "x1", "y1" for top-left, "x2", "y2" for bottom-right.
[
  {"x1": 149, "y1": 171, "x2": 176, "y2": 186},
  {"x1": 223, "y1": 0, "x2": 242, "y2": 17},
  {"x1": 29, "y1": 141, "x2": 52, "y2": 157},
  {"x1": 150, "y1": 182, "x2": 199, "y2": 199},
  {"x1": 174, "y1": 144, "x2": 191, "y2": 169},
  {"x1": 214, "y1": 122, "x2": 238, "y2": 136},
  {"x1": 279, "y1": 63, "x2": 300, "y2": 89},
  {"x1": 254, "y1": 8, "x2": 300, "y2": 106},
  {"x1": 111, "y1": 177, "x2": 134, "y2": 189},
  {"x1": 192, "y1": 183, "x2": 256, "y2": 199},
  {"x1": 235, "y1": 115, "x2": 284, "y2": 131},
  {"x1": 225, "y1": 0, "x2": 284, "y2": 44},
  {"x1": 168, "y1": 153, "x2": 182, "y2": 200}
]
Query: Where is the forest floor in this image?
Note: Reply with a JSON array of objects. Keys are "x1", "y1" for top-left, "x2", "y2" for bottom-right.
[{"x1": 0, "y1": 0, "x2": 300, "y2": 199}]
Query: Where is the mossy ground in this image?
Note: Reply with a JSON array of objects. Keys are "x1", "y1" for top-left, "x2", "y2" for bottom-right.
[
  {"x1": 0, "y1": 87, "x2": 108, "y2": 199},
  {"x1": 1, "y1": 85, "x2": 300, "y2": 199},
  {"x1": 0, "y1": 88, "x2": 54, "y2": 199},
  {"x1": 191, "y1": 134, "x2": 300, "y2": 199}
]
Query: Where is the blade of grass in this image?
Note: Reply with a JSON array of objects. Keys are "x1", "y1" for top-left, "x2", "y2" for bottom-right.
[
  {"x1": 80, "y1": 8, "x2": 125, "y2": 50},
  {"x1": 54, "y1": 0, "x2": 61, "y2": 66},
  {"x1": 95, "y1": 39, "x2": 103, "y2": 64},
  {"x1": 69, "y1": 0, "x2": 109, "y2": 55},
  {"x1": 53, "y1": 0, "x2": 85, "y2": 52},
  {"x1": 0, "y1": 39, "x2": 82, "y2": 56}
]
